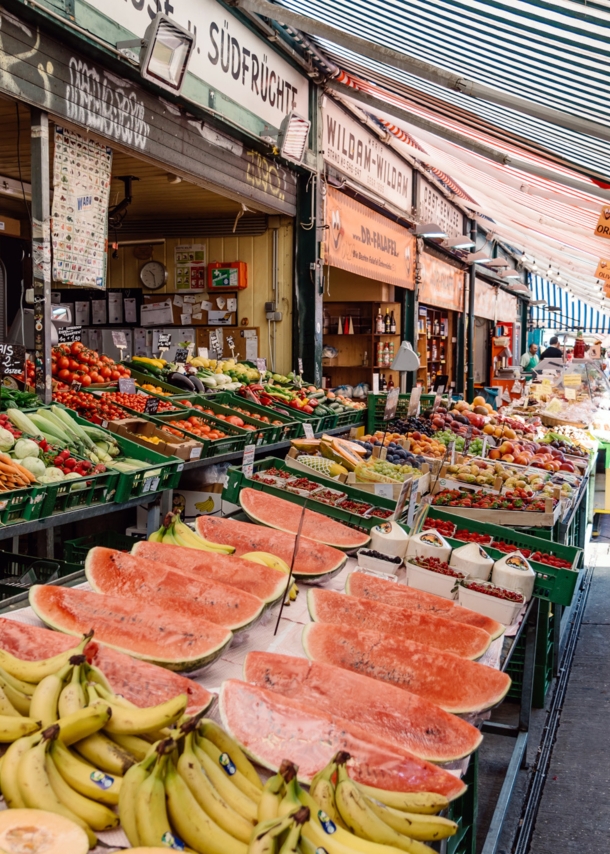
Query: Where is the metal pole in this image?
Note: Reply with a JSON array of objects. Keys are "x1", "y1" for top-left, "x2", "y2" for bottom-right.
[
  {"x1": 466, "y1": 219, "x2": 477, "y2": 402},
  {"x1": 30, "y1": 109, "x2": 52, "y2": 404}
]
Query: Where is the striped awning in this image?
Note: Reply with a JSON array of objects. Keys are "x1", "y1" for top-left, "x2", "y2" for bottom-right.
[{"x1": 529, "y1": 275, "x2": 610, "y2": 333}]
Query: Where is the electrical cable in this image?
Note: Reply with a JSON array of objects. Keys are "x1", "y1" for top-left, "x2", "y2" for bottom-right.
[{"x1": 15, "y1": 103, "x2": 31, "y2": 348}]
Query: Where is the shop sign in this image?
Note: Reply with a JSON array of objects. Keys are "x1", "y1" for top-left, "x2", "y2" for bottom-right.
[
  {"x1": 595, "y1": 259, "x2": 610, "y2": 282},
  {"x1": 82, "y1": 0, "x2": 309, "y2": 130},
  {"x1": 418, "y1": 252, "x2": 464, "y2": 311},
  {"x1": 474, "y1": 278, "x2": 518, "y2": 321},
  {"x1": 595, "y1": 208, "x2": 610, "y2": 240},
  {"x1": 416, "y1": 178, "x2": 464, "y2": 239},
  {"x1": 326, "y1": 188, "x2": 416, "y2": 289},
  {"x1": 322, "y1": 99, "x2": 413, "y2": 215}
]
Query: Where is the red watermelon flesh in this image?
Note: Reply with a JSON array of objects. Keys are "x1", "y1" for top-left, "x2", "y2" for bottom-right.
[
  {"x1": 131, "y1": 541, "x2": 286, "y2": 605},
  {"x1": 220, "y1": 679, "x2": 466, "y2": 800},
  {"x1": 308, "y1": 588, "x2": 490, "y2": 660},
  {"x1": 346, "y1": 572, "x2": 504, "y2": 640},
  {"x1": 239, "y1": 487, "x2": 370, "y2": 551},
  {"x1": 196, "y1": 516, "x2": 347, "y2": 580},
  {"x1": 0, "y1": 617, "x2": 213, "y2": 712},
  {"x1": 303, "y1": 622, "x2": 511, "y2": 714},
  {"x1": 29, "y1": 584, "x2": 233, "y2": 673},
  {"x1": 244, "y1": 652, "x2": 482, "y2": 762},
  {"x1": 85, "y1": 547, "x2": 264, "y2": 632}
]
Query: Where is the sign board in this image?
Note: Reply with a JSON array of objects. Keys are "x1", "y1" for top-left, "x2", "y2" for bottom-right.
[
  {"x1": 393, "y1": 477, "x2": 413, "y2": 521},
  {"x1": 118, "y1": 378, "x2": 136, "y2": 394},
  {"x1": 418, "y1": 253, "x2": 465, "y2": 312},
  {"x1": 474, "y1": 278, "x2": 519, "y2": 321},
  {"x1": 595, "y1": 207, "x2": 610, "y2": 239},
  {"x1": 57, "y1": 326, "x2": 82, "y2": 343},
  {"x1": 326, "y1": 188, "x2": 416, "y2": 289},
  {"x1": 407, "y1": 386, "x2": 422, "y2": 417},
  {"x1": 242, "y1": 444, "x2": 256, "y2": 479},
  {"x1": 144, "y1": 396, "x2": 159, "y2": 414},
  {"x1": 112, "y1": 330, "x2": 127, "y2": 349},
  {"x1": 417, "y1": 177, "x2": 464, "y2": 239},
  {"x1": 383, "y1": 387, "x2": 400, "y2": 422},
  {"x1": 174, "y1": 348, "x2": 189, "y2": 364},
  {"x1": 0, "y1": 344, "x2": 26, "y2": 377},
  {"x1": 322, "y1": 98, "x2": 413, "y2": 214},
  {"x1": 157, "y1": 333, "x2": 172, "y2": 351},
  {"x1": 303, "y1": 423, "x2": 315, "y2": 439}
]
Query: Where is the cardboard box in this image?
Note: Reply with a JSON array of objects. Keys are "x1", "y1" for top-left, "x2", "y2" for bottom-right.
[
  {"x1": 107, "y1": 417, "x2": 202, "y2": 461},
  {"x1": 0, "y1": 215, "x2": 20, "y2": 238},
  {"x1": 195, "y1": 327, "x2": 259, "y2": 361}
]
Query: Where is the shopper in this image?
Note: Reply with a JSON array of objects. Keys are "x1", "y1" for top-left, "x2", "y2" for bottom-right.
[
  {"x1": 540, "y1": 337, "x2": 563, "y2": 359},
  {"x1": 520, "y1": 343, "x2": 539, "y2": 370}
]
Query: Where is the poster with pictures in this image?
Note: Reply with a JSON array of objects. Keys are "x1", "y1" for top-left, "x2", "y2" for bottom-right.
[
  {"x1": 52, "y1": 127, "x2": 112, "y2": 289},
  {"x1": 175, "y1": 244, "x2": 206, "y2": 291}
]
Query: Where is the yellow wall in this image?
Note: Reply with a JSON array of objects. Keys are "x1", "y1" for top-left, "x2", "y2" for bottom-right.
[{"x1": 102, "y1": 225, "x2": 294, "y2": 373}]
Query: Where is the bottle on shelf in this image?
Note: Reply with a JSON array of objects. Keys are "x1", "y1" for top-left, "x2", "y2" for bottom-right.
[
  {"x1": 362, "y1": 350, "x2": 369, "y2": 367},
  {"x1": 389, "y1": 341, "x2": 395, "y2": 363},
  {"x1": 323, "y1": 308, "x2": 330, "y2": 335},
  {"x1": 376, "y1": 341, "x2": 383, "y2": 365},
  {"x1": 343, "y1": 316, "x2": 350, "y2": 335},
  {"x1": 434, "y1": 317, "x2": 440, "y2": 336},
  {"x1": 574, "y1": 329, "x2": 585, "y2": 359},
  {"x1": 380, "y1": 373, "x2": 387, "y2": 391},
  {"x1": 384, "y1": 308, "x2": 391, "y2": 333},
  {"x1": 376, "y1": 307, "x2": 384, "y2": 334},
  {"x1": 387, "y1": 375, "x2": 395, "y2": 390},
  {"x1": 390, "y1": 310, "x2": 396, "y2": 334},
  {"x1": 383, "y1": 342, "x2": 391, "y2": 366}
]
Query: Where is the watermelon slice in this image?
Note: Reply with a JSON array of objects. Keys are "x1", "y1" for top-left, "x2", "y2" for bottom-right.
[
  {"x1": 0, "y1": 617, "x2": 213, "y2": 712},
  {"x1": 29, "y1": 585, "x2": 233, "y2": 673},
  {"x1": 303, "y1": 622, "x2": 511, "y2": 714},
  {"x1": 239, "y1": 487, "x2": 370, "y2": 550},
  {"x1": 85, "y1": 547, "x2": 264, "y2": 632},
  {"x1": 131, "y1": 541, "x2": 286, "y2": 606},
  {"x1": 243, "y1": 652, "x2": 482, "y2": 762},
  {"x1": 219, "y1": 679, "x2": 466, "y2": 800},
  {"x1": 196, "y1": 516, "x2": 347, "y2": 580},
  {"x1": 346, "y1": 571, "x2": 504, "y2": 640},
  {"x1": 307, "y1": 588, "x2": 490, "y2": 660}
]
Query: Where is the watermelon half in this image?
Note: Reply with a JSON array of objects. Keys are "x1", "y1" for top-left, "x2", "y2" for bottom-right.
[
  {"x1": 239, "y1": 487, "x2": 370, "y2": 551},
  {"x1": 346, "y1": 571, "x2": 504, "y2": 640},
  {"x1": 196, "y1": 516, "x2": 347, "y2": 581},
  {"x1": 0, "y1": 618, "x2": 213, "y2": 713},
  {"x1": 131, "y1": 541, "x2": 286, "y2": 606},
  {"x1": 303, "y1": 622, "x2": 511, "y2": 714},
  {"x1": 219, "y1": 679, "x2": 466, "y2": 800},
  {"x1": 29, "y1": 585, "x2": 233, "y2": 673},
  {"x1": 308, "y1": 588, "x2": 491, "y2": 660},
  {"x1": 85, "y1": 547, "x2": 264, "y2": 632},
  {"x1": 243, "y1": 652, "x2": 482, "y2": 762}
]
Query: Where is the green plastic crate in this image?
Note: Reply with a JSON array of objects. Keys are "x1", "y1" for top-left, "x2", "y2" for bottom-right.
[
  {"x1": 506, "y1": 600, "x2": 554, "y2": 707},
  {"x1": 165, "y1": 395, "x2": 281, "y2": 446},
  {"x1": 220, "y1": 393, "x2": 303, "y2": 440},
  {"x1": 269, "y1": 402, "x2": 329, "y2": 434},
  {"x1": 224, "y1": 456, "x2": 396, "y2": 534},
  {"x1": 334, "y1": 407, "x2": 367, "y2": 428},
  {"x1": 366, "y1": 392, "x2": 448, "y2": 434},
  {"x1": 90, "y1": 386, "x2": 183, "y2": 419},
  {"x1": 418, "y1": 507, "x2": 582, "y2": 606},
  {"x1": 0, "y1": 485, "x2": 47, "y2": 527},
  {"x1": 152, "y1": 409, "x2": 248, "y2": 458},
  {"x1": 0, "y1": 551, "x2": 82, "y2": 600},
  {"x1": 64, "y1": 531, "x2": 145, "y2": 565},
  {"x1": 121, "y1": 366, "x2": 213, "y2": 397},
  {"x1": 39, "y1": 468, "x2": 120, "y2": 518}
]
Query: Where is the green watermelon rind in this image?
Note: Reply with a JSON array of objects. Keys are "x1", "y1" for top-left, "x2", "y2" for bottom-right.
[
  {"x1": 28, "y1": 585, "x2": 233, "y2": 674},
  {"x1": 238, "y1": 488, "x2": 371, "y2": 552}
]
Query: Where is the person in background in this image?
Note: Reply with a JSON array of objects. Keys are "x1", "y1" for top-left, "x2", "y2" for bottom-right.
[
  {"x1": 520, "y1": 343, "x2": 539, "y2": 370},
  {"x1": 540, "y1": 336, "x2": 563, "y2": 359}
]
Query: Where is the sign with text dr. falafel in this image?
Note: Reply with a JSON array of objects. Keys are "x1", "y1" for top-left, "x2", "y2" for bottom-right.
[{"x1": 326, "y1": 188, "x2": 415, "y2": 289}]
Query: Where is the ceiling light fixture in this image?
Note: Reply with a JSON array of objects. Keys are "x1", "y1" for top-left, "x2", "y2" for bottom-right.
[
  {"x1": 414, "y1": 223, "x2": 447, "y2": 239},
  {"x1": 467, "y1": 250, "x2": 494, "y2": 264},
  {"x1": 443, "y1": 236, "x2": 475, "y2": 250}
]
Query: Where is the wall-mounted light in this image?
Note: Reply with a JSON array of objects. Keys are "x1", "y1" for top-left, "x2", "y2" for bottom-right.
[
  {"x1": 443, "y1": 236, "x2": 475, "y2": 250},
  {"x1": 414, "y1": 223, "x2": 447, "y2": 238},
  {"x1": 278, "y1": 112, "x2": 311, "y2": 164},
  {"x1": 484, "y1": 258, "x2": 509, "y2": 269},
  {"x1": 118, "y1": 14, "x2": 195, "y2": 94},
  {"x1": 499, "y1": 269, "x2": 521, "y2": 279},
  {"x1": 467, "y1": 250, "x2": 494, "y2": 264}
]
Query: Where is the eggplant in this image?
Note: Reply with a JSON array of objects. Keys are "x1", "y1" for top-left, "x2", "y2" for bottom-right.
[
  {"x1": 189, "y1": 375, "x2": 205, "y2": 393},
  {"x1": 166, "y1": 372, "x2": 196, "y2": 391}
]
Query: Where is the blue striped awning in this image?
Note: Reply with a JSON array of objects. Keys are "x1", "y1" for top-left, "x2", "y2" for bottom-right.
[{"x1": 529, "y1": 274, "x2": 610, "y2": 334}]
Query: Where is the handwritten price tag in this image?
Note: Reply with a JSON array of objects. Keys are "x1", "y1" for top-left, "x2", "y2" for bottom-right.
[{"x1": 242, "y1": 444, "x2": 256, "y2": 479}]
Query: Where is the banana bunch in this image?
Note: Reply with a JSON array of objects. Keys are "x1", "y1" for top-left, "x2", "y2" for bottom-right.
[
  {"x1": 261, "y1": 758, "x2": 458, "y2": 854},
  {"x1": 122, "y1": 716, "x2": 266, "y2": 852},
  {"x1": 248, "y1": 806, "x2": 310, "y2": 854},
  {"x1": 149, "y1": 513, "x2": 235, "y2": 554},
  {"x1": 242, "y1": 552, "x2": 299, "y2": 603}
]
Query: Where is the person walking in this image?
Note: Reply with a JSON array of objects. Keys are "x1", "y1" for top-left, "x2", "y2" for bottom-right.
[
  {"x1": 520, "y1": 343, "x2": 539, "y2": 370},
  {"x1": 540, "y1": 336, "x2": 563, "y2": 359}
]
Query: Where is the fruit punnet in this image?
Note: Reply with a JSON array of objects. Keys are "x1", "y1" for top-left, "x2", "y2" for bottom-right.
[
  {"x1": 132, "y1": 540, "x2": 286, "y2": 605},
  {"x1": 196, "y1": 515, "x2": 347, "y2": 580},
  {"x1": 303, "y1": 622, "x2": 511, "y2": 714},
  {"x1": 243, "y1": 652, "x2": 482, "y2": 762},
  {"x1": 85, "y1": 547, "x2": 264, "y2": 632},
  {"x1": 28, "y1": 584, "x2": 233, "y2": 672},
  {"x1": 0, "y1": 617, "x2": 213, "y2": 712},
  {"x1": 307, "y1": 588, "x2": 490, "y2": 660},
  {"x1": 219, "y1": 679, "x2": 467, "y2": 800},
  {"x1": 239, "y1": 487, "x2": 370, "y2": 550}
]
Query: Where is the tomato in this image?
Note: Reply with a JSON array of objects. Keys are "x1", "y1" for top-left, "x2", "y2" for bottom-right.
[
  {"x1": 58, "y1": 369, "x2": 71, "y2": 381},
  {"x1": 79, "y1": 374, "x2": 91, "y2": 387},
  {"x1": 90, "y1": 372, "x2": 102, "y2": 384},
  {"x1": 58, "y1": 357, "x2": 70, "y2": 370},
  {"x1": 110, "y1": 370, "x2": 120, "y2": 381},
  {"x1": 70, "y1": 342, "x2": 84, "y2": 355},
  {"x1": 100, "y1": 367, "x2": 112, "y2": 379}
]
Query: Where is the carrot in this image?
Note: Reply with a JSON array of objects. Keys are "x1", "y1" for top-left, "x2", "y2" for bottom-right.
[{"x1": 0, "y1": 455, "x2": 37, "y2": 483}]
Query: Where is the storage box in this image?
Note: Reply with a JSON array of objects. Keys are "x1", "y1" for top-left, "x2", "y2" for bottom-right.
[
  {"x1": 107, "y1": 418, "x2": 202, "y2": 461},
  {"x1": 405, "y1": 560, "x2": 464, "y2": 599},
  {"x1": 458, "y1": 583, "x2": 524, "y2": 626},
  {"x1": 208, "y1": 261, "x2": 247, "y2": 290},
  {"x1": 195, "y1": 327, "x2": 259, "y2": 361}
]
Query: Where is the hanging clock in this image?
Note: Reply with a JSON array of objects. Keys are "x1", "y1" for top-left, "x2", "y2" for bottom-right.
[{"x1": 139, "y1": 260, "x2": 168, "y2": 290}]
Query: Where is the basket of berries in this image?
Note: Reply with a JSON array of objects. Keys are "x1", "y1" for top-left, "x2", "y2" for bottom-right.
[
  {"x1": 458, "y1": 579, "x2": 525, "y2": 625},
  {"x1": 405, "y1": 556, "x2": 466, "y2": 600}
]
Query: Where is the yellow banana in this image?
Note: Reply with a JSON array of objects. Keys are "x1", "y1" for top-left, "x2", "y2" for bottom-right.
[
  {"x1": 354, "y1": 783, "x2": 449, "y2": 815},
  {"x1": 334, "y1": 764, "x2": 434, "y2": 854},
  {"x1": 101, "y1": 692, "x2": 187, "y2": 735},
  {"x1": 161, "y1": 524, "x2": 180, "y2": 546},
  {"x1": 58, "y1": 660, "x2": 86, "y2": 717},
  {"x1": 0, "y1": 671, "x2": 31, "y2": 715},
  {"x1": 83, "y1": 662, "x2": 114, "y2": 695},
  {"x1": 197, "y1": 735, "x2": 262, "y2": 803},
  {"x1": 45, "y1": 749, "x2": 119, "y2": 831},
  {"x1": 166, "y1": 759, "x2": 248, "y2": 854},
  {"x1": 106, "y1": 731, "x2": 151, "y2": 761},
  {"x1": 74, "y1": 730, "x2": 136, "y2": 775},
  {"x1": 29, "y1": 660, "x2": 75, "y2": 727},
  {"x1": 119, "y1": 751, "x2": 157, "y2": 846},
  {"x1": 135, "y1": 753, "x2": 180, "y2": 849},
  {"x1": 279, "y1": 810, "x2": 309, "y2": 854},
  {"x1": 0, "y1": 731, "x2": 42, "y2": 808},
  {"x1": 365, "y1": 798, "x2": 457, "y2": 841},
  {"x1": 310, "y1": 775, "x2": 346, "y2": 830},
  {"x1": 173, "y1": 517, "x2": 234, "y2": 553},
  {"x1": 0, "y1": 714, "x2": 41, "y2": 742},
  {"x1": 0, "y1": 684, "x2": 21, "y2": 717},
  {"x1": 248, "y1": 815, "x2": 297, "y2": 854},
  {"x1": 257, "y1": 772, "x2": 286, "y2": 823},
  {"x1": 148, "y1": 527, "x2": 165, "y2": 543},
  {"x1": 55, "y1": 703, "x2": 111, "y2": 745},
  {"x1": 241, "y1": 552, "x2": 291, "y2": 574},
  {"x1": 17, "y1": 735, "x2": 97, "y2": 848},
  {"x1": 192, "y1": 739, "x2": 258, "y2": 823},
  {"x1": 198, "y1": 718, "x2": 263, "y2": 790},
  {"x1": 0, "y1": 632, "x2": 91, "y2": 683},
  {"x1": 50, "y1": 739, "x2": 122, "y2": 805},
  {"x1": 0, "y1": 664, "x2": 36, "y2": 696}
]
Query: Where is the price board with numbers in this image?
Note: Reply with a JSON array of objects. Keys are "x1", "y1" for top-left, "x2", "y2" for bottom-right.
[
  {"x1": 144, "y1": 396, "x2": 159, "y2": 414},
  {"x1": 174, "y1": 348, "x2": 189, "y2": 364},
  {"x1": 112, "y1": 331, "x2": 127, "y2": 350},
  {"x1": 157, "y1": 333, "x2": 172, "y2": 351},
  {"x1": 118, "y1": 378, "x2": 136, "y2": 394},
  {"x1": 0, "y1": 344, "x2": 26, "y2": 377},
  {"x1": 57, "y1": 326, "x2": 82, "y2": 344}
]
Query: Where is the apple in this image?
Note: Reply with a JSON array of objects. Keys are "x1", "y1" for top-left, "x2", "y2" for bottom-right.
[
  {"x1": 499, "y1": 442, "x2": 515, "y2": 455},
  {"x1": 501, "y1": 454, "x2": 515, "y2": 463},
  {"x1": 488, "y1": 449, "x2": 502, "y2": 460}
]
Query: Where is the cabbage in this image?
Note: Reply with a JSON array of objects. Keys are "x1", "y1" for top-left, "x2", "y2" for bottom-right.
[
  {"x1": 37, "y1": 467, "x2": 65, "y2": 483},
  {"x1": 20, "y1": 457, "x2": 46, "y2": 477},
  {"x1": 0, "y1": 428, "x2": 15, "y2": 452},
  {"x1": 13, "y1": 439, "x2": 40, "y2": 459}
]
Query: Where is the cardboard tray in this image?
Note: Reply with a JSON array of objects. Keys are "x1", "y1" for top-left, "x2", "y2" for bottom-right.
[{"x1": 107, "y1": 418, "x2": 203, "y2": 461}]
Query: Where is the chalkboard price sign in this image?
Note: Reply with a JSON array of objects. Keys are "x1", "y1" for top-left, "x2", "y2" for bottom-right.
[
  {"x1": 0, "y1": 344, "x2": 26, "y2": 377},
  {"x1": 57, "y1": 326, "x2": 82, "y2": 344},
  {"x1": 157, "y1": 333, "x2": 172, "y2": 350},
  {"x1": 118, "y1": 378, "x2": 136, "y2": 394},
  {"x1": 174, "y1": 348, "x2": 189, "y2": 364},
  {"x1": 112, "y1": 331, "x2": 127, "y2": 349},
  {"x1": 144, "y1": 396, "x2": 159, "y2": 414}
]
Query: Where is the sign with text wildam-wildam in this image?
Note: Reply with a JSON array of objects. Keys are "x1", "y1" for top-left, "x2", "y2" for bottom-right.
[
  {"x1": 322, "y1": 98, "x2": 413, "y2": 214},
  {"x1": 80, "y1": 0, "x2": 309, "y2": 130}
]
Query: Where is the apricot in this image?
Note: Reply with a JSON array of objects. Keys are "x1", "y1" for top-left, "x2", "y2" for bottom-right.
[{"x1": 473, "y1": 395, "x2": 486, "y2": 407}]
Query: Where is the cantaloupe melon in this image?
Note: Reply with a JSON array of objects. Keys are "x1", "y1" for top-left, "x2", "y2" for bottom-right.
[{"x1": 0, "y1": 809, "x2": 89, "y2": 854}]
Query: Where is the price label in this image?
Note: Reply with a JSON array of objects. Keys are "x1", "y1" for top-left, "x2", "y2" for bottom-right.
[
  {"x1": 71, "y1": 380, "x2": 82, "y2": 392},
  {"x1": 174, "y1": 348, "x2": 189, "y2": 364},
  {"x1": 407, "y1": 386, "x2": 422, "y2": 418},
  {"x1": 303, "y1": 423, "x2": 315, "y2": 439},
  {"x1": 256, "y1": 358, "x2": 267, "y2": 376},
  {"x1": 447, "y1": 440, "x2": 456, "y2": 465},
  {"x1": 0, "y1": 344, "x2": 26, "y2": 377},
  {"x1": 112, "y1": 331, "x2": 127, "y2": 349},
  {"x1": 432, "y1": 386, "x2": 445, "y2": 411},
  {"x1": 226, "y1": 336, "x2": 235, "y2": 357},
  {"x1": 481, "y1": 436, "x2": 488, "y2": 458},
  {"x1": 144, "y1": 396, "x2": 159, "y2": 414},
  {"x1": 298, "y1": 358, "x2": 303, "y2": 376},
  {"x1": 57, "y1": 326, "x2": 82, "y2": 344},
  {"x1": 564, "y1": 387, "x2": 577, "y2": 400},
  {"x1": 142, "y1": 476, "x2": 160, "y2": 493},
  {"x1": 242, "y1": 443, "x2": 256, "y2": 479},
  {"x1": 373, "y1": 483, "x2": 394, "y2": 499},
  {"x1": 383, "y1": 387, "x2": 400, "y2": 422},
  {"x1": 407, "y1": 485, "x2": 418, "y2": 528},
  {"x1": 118, "y1": 378, "x2": 136, "y2": 394},
  {"x1": 158, "y1": 333, "x2": 172, "y2": 350},
  {"x1": 393, "y1": 477, "x2": 413, "y2": 522}
]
